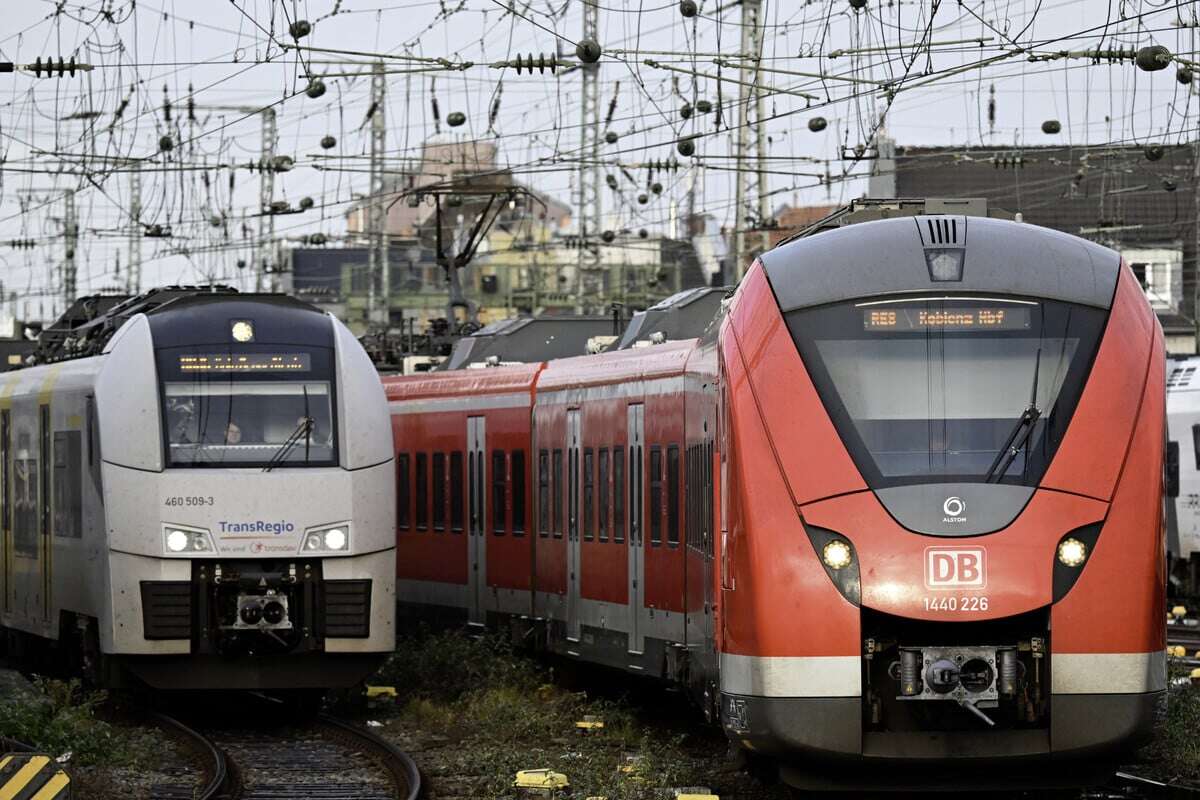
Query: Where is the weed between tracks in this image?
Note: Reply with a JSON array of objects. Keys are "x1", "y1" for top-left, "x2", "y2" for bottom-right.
[
  {"x1": 1129, "y1": 661, "x2": 1200, "y2": 784},
  {"x1": 371, "y1": 629, "x2": 786, "y2": 799}
]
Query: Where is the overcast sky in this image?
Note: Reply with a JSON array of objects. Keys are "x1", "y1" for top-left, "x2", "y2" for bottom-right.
[{"x1": 0, "y1": 0, "x2": 1195, "y2": 321}]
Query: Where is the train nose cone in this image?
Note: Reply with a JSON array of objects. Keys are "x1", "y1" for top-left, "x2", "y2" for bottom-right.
[
  {"x1": 240, "y1": 603, "x2": 264, "y2": 625},
  {"x1": 925, "y1": 658, "x2": 960, "y2": 694}
]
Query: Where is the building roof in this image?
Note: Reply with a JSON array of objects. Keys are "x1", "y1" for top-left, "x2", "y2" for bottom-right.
[{"x1": 891, "y1": 144, "x2": 1194, "y2": 246}]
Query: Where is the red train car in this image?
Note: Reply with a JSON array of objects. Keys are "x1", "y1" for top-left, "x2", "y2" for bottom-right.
[{"x1": 384, "y1": 210, "x2": 1165, "y2": 785}]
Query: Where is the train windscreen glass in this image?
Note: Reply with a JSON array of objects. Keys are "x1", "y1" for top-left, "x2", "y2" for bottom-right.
[
  {"x1": 157, "y1": 346, "x2": 337, "y2": 467},
  {"x1": 786, "y1": 297, "x2": 1106, "y2": 487}
]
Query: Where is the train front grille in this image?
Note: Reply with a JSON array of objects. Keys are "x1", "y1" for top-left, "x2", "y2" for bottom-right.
[{"x1": 140, "y1": 581, "x2": 193, "y2": 640}]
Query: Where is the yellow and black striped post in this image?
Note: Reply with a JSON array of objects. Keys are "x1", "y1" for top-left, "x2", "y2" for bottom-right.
[{"x1": 0, "y1": 753, "x2": 70, "y2": 799}]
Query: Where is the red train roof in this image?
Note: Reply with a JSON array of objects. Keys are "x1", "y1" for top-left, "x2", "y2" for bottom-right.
[
  {"x1": 536, "y1": 338, "x2": 698, "y2": 391},
  {"x1": 382, "y1": 362, "x2": 542, "y2": 402}
]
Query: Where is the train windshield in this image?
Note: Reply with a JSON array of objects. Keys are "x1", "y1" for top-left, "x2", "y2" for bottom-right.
[
  {"x1": 786, "y1": 297, "x2": 1106, "y2": 488},
  {"x1": 157, "y1": 347, "x2": 338, "y2": 468}
]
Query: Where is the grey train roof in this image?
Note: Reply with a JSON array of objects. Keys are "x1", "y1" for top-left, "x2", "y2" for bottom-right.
[
  {"x1": 444, "y1": 315, "x2": 615, "y2": 369},
  {"x1": 760, "y1": 215, "x2": 1122, "y2": 311},
  {"x1": 616, "y1": 287, "x2": 727, "y2": 349}
]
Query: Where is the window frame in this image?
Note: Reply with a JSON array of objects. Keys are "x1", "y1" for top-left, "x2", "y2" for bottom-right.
[
  {"x1": 649, "y1": 445, "x2": 662, "y2": 546},
  {"x1": 450, "y1": 451, "x2": 464, "y2": 533},
  {"x1": 492, "y1": 449, "x2": 507, "y2": 535},
  {"x1": 397, "y1": 452, "x2": 411, "y2": 530},
  {"x1": 538, "y1": 449, "x2": 550, "y2": 537},
  {"x1": 432, "y1": 452, "x2": 447, "y2": 532},
  {"x1": 552, "y1": 448, "x2": 564, "y2": 539},
  {"x1": 512, "y1": 449, "x2": 526, "y2": 536},
  {"x1": 415, "y1": 452, "x2": 429, "y2": 531},
  {"x1": 613, "y1": 446, "x2": 625, "y2": 544},
  {"x1": 598, "y1": 448, "x2": 609, "y2": 543}
]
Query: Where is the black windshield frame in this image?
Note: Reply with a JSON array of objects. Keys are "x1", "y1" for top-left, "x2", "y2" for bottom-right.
[
  {"x1": 785, "y1": 295, "x2": 1108, "y2": 489},
  {"x1": 156, "y1": 344, "x2": 340, "y2": 469}
]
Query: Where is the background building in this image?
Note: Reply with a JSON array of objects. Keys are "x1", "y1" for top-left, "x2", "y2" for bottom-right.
[{"x1": 870, "y1": 136, "x2": 1198, "y2": 353}]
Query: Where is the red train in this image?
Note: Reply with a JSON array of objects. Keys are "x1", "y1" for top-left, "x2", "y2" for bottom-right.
[{"x1": 384, "y1": 208, "x2": 1165, "y2": 784}]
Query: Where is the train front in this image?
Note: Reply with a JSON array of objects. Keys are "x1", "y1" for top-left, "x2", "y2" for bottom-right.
[
  {"x1": 718, "y1": 214, "x2": 1165, "y2": 778},
  {"x1": 95, "y1": 294, "x2": 395, "y2": 690}
]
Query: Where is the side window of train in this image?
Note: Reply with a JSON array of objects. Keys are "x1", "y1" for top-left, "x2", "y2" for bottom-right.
[
  {"x1": 667, "y1": 444, "x2": 680, "y2": 547},
  {"x1": 649, "y1": 445, "x2": 663, "y2": 547},
  {"x1": 552, "y1": 449, "x2": 564, "y2": 539},
  {"x1": 583, "y1": 448, "x2": 594, "y2": 541},
  {"x1": 432, "y1": 452, "x2": 447, "y2": 532},
  {"x1": 85, "y1": 396, "x2": 102, "y2": 494},
  {"x1": 706, "y1": 440, "x2": 714, "y2": 557},
  {"x1": 415, "y1": 452, "x2": 429, "y2": 531},
  {"x1": 538, "y1": 449, "x2": 550, "y2": 537},
  {"x1": 613, "y1": 447, "x2": 625, "y2": 544},
  {"x1": 13, "y1": 429, "x2": 36, "y2": 557},
  {"x1": 598, "y1": 448, "x2": 609, "y2": 543},
  {"x1": 1168, "y1": 440, "x2": 1181, "y2": 498},
  {"x1": 492, "y1": 449, "x2": 506, "y2": 535},
  {"x1": 52, "y1": 430, "x2": 82, "y2": 538},
  {"x1": 450, "y1": 452, "x2": 464, "y2": 533},
  {"x1": 511, "y1": 449, "x2": 526, "y2": 536},
  {"x1": 1193, "y1": 424, "x2": 1200, "y2": 470},
  {"x1": 397, "y1": 453, "x2": 411, "y2": 530}
]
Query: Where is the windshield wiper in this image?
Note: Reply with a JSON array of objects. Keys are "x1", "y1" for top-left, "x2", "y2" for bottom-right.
[
  {"x1": 984, "y1": 348, "x2": 1042, "y2": 483},
  {"x1": 263, "y1": 416, "x2": 313, "y2": 473}
]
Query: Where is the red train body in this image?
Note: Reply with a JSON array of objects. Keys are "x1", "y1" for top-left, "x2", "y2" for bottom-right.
[{"x1": 383, "y1": 214, "x2": 1165, "y2": 782}]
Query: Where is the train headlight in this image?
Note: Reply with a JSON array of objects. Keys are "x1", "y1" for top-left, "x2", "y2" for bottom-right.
[
  {"x1": 822, "y1": 539, "x2": 853, "y2": 570},
  {"x1": 231, "y1": 319, "x2": 255, "y2": 342},
  {"x1": 166, "y1": 529, "x2": 189, "y2": 553},
  {"x1": 163, "y1": 526, "x2": 214, "y2": 555},
  {"x1": 302, "y1": 524, "x2": 350, "y2": 553},
  {"x1": 1057, "y1": 537, "x2": 1088, "y2": 567}
]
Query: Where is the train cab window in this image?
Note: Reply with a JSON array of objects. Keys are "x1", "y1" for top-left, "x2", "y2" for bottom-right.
[
  {"x1": 415, "y1": 453, "x2": 429, "y2": 530},
  {"x1": 450, "y1": 452, "x2": 464, "y2": 533},
  {"x1": 613, "y1": 447, "x2": 625, "y2": 543},
  {"x1": 552, "y1": 449, "x2": 564, "y2": 539},
  {"x1": 649, "y1": 445, "x2": 662, "y2": 546},
  {"x1": 667, "y1": 444, "x2": 680, "y2": 547},
  {"x1": 433, "y1": 453, "x2": 447, "y2": 531},
  {"x1": 492, "y1": 450, "x2": 507, "y2": 535},
  {"x1": 583, "y1": 448, "x2": 594, "y2": 541},
  {"x1": 397, "y1": 454, "x2": 411, "y2": 530},
  {"x1": 598, "y1": 448, "x2": 610, "y2": 543},
  {"x1": 786, "y1": 297, "x2": 1107, "y2": 488},
  {"x1": 512, "y1": 449, "x2": 526, "y2": 536},
  {"x1": 538, "y1": 450, "x2": 550, "y2": 537},
  {"x1": 158, "y1": 347, "x2": 337, "y2": 468}
]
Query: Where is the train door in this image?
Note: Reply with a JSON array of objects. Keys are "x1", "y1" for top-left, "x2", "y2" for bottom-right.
[
  {"x1": 566, "y1": 409, "x2": 581, "y2": 640},
  {"x1": 467, "y1": 416, "x2": 486, "y2": 625},
  {"x1": 39, "y1": 405, "x2": 51, "y2": 623},
  {"x1": 1, "y1": 409, "x2": 8, "y2": 616},
  {"x1": 627, "y1": 403, "x2": 645, "y2": 654}
]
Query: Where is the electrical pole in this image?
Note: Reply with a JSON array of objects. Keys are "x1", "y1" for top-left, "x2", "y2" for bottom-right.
[
  {"x1": 732, "y1": 0, "x2": 764, "y2": 282},
  {"x1": 367, "y1": 62, "x2": 389, "y2": 328},
  {"x1": 575, "y1": 0, "x2": 601, "y2": 313},
  {"x1": 128, "y1": 165, "x2": 142, "y2": 293},
  {"x1": 257, "y1": 107, "x2": 277, "y2": 292},
  {"x1": 63, "y1": 190, "x2": 77, "y2": 310}
]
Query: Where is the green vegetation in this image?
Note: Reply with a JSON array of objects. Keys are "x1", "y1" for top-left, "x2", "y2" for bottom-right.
[
  {"x1": 0, "y1": 677, "x2": 153, "y2": 768},
  {"x1": 376, "y1": 630, "x2": 784, "y2": 799},
  {"x1": 1133, "y1": 664, "x2": 1200, "y2": 784}
]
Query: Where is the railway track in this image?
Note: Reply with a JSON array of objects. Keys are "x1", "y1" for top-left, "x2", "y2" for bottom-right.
[{"x1": 148, "y1": 703, "x2": 420, "y2": 800}]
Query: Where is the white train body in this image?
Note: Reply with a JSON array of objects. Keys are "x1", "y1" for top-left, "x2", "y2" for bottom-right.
[
  {"x1": 0, "y1": 293, "x2": 395, "y2": 689},
  {"x1": 1168, "y1": 357, "x2": 1200, "y2": 565}
]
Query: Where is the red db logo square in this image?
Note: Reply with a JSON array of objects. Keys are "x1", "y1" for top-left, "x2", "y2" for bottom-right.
[{"x1": 925, "y1": 547, "x2": 986, "y2": 590}]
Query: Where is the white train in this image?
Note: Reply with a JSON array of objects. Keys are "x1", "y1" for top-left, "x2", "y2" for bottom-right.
[
  {"x1": 1168, "y1": 356, "x2": 1200, "y2": 590},
  {"x1": 0, "y1": 288, "x2": 395, "y2": 691}
]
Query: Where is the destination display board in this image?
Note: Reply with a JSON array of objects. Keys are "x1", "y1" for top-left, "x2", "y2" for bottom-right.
[
  {"x1": 177, "y1": 353, "x2": 312, "y2": 372},
  {"x1": 863, "y1": 306, "x2": 1033, "y2": 332}
]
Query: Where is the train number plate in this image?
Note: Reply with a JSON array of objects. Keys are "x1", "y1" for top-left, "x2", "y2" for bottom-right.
[{"x1": 922, "y1": 595, "x2": 989, "y2": 612}]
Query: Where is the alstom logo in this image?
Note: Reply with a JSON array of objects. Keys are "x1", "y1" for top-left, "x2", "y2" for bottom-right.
[
  {"x1": 942, "y1": 496, "x2": 966, "y2": 523},
  {"x1": 925, "y1": 547, "x2": 986, "y2": 589}
]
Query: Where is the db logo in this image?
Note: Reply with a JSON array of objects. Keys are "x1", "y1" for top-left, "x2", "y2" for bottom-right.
[{"x1": 925, "y1": 547, "x2": 986, "y2": 589}]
